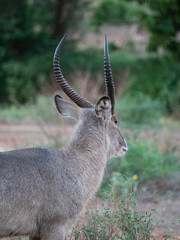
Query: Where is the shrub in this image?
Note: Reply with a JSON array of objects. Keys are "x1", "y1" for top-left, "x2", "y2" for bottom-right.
[
  {"x1": 0, "y1": 0, "x2": 87, "y2": 103},
  {"x1": 121, "y1": 139, "x2": 179, "y2": 178},
  {"x1": 70, "y1": 193, "x2": 154, "y2": 240},
  {"x1": 101, "y1": 138, "x2": 179, "y2": 195},
  {"x1": 116, "y1": 92, "x2": 164, "y2": 127},
  {"x1": 1, "y1": 53, "x2": 52, "y2": 103},
  {"x1": 0, "y1": 95, "x2": 59, "y2": 124},
  {"x1": 127, "y1": 55, "x2": 180, "y2": 118},
  {"x1": 91, "y1": 0, "x2": 147, "y2": 27},
  {"x1": 132, "y1": 0, "x2": 180, "y2": 61}
]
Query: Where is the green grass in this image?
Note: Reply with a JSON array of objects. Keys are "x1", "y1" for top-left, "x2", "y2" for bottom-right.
[
  {"x1": 115, "y1": 92, "x2": 164, "y2": 128},
  {"x1": 119, "y1": 139, "x2": 179, "y2": 178},
  {"x1": 0, "y1": 95, "x2": 57, "y2": 124},
  {"x1": 101, "y1": 137, "x2": 179, "y2": 195}
]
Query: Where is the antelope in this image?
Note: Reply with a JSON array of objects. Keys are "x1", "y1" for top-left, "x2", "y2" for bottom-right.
[{"x1": 0, "y1": 35, "x2": 127, "y2": 240}]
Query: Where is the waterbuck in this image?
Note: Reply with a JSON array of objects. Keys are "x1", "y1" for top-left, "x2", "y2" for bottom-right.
[{"x1": 0, "y1": 35, "x2": 127, "y2": 240}]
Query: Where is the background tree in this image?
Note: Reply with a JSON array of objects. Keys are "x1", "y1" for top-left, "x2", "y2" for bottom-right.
[
  {"x1": 135, "y1": 0, "x2": 180, "y2": 115},
  {"x1": 129, "y1": 0, "x2": 180, "y2": 60},
  {"x1": 53, "y1": 0, "x2": 85, "y2": 37},
  {"x1": 0, "y1": 0, "x2": 84, "y2": 103}
]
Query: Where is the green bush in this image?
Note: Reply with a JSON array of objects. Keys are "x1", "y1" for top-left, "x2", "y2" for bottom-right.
[
  {"x1": 133, "y1": 0, "x2": 180, "y2": 61},
  {"x1": 0, "y1": 96, "x2": 57, "y2": 124},
  {"x1": 65, "y1": 48, "x2": 179, "y2": 118},
  {"x1": 1, "y1": 53, "x2": 52, "y2": 103},
  {"x1": 0, "y1": 0, "x2": 54, "y2": 103},
  {"x1": 71, "y1": 193, "x2": 154, "y2": 240},
  {"x1": 61, "y1": 46, "x2": 180, "y2": 119},
  {"x1": 1, "y1": 39, "x2": 179, "y2": 117},
  {"x1": 0, "y1": 0, "x2": 88, "y2": 103},
  {"x1": 128, "y1": 55, "x2": 180, "y2": 117},
  {"x1": 101, "y1": 138, "x2": 179, "y2": 194},
  {"x1": 113, "y1": 139, "x2": 178, "y2": 178},
  {"x1": 119, "y1": 139, "x2": 179, "y2": 178},
  {"x1": 91, "y1": 0, "x2": 147, "y2": 27},
  {"x1": 116, "y1": 92, "x2": 164, "y2": 126}
]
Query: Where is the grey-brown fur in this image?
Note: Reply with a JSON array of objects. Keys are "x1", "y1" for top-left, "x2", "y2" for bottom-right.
[
  {"x1": 0, "y1": 100, "x2": 127, "y2": 240},
  {"x1": 0, "y1": 37, "x2": 127, "y2": 240}
]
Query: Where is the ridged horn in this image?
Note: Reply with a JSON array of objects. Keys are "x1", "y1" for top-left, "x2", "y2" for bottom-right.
[
  {"x1": 104, "y1": 35, "x2": 115, "y2": 114},
  {"x1": 53, "y1": 34, "x2": 94, "y2": 108}
]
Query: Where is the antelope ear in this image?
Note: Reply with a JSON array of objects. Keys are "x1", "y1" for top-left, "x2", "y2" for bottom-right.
[
  {"x1": 54, "y1": 95, "x2": 79, "y2": 120},
  {"x1": 95, "y1": 96, "x2": 112, "y2": 120}
]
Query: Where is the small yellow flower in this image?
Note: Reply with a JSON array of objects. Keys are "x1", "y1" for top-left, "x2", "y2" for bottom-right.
[{"x1": 133, "y1": 175, "x2": 138, "y2": 180}]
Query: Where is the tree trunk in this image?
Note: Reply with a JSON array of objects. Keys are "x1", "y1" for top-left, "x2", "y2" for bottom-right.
[{"x1": 53, "y1": 0, "x2": 66, "y2": 37}]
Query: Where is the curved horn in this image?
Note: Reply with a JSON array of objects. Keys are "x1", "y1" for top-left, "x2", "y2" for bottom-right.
[
  {"x1": 104, "y1": 35, "x2": 115, "y2": 114},
  {"x1": 53, "y1": 34, "x2": 94, "y2": 108}
]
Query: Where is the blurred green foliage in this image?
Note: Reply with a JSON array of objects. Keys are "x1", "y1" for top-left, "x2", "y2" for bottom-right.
[
  {"x1": 128, "y1": 55, "x2": 180, "y2": 117},
  {"x1": 118, "y1": 139, "x2": 179, "y2": 178},
  {"x1": 134, "y1": 0, "x2": 180, "y2": 116},
  {"x1": 1, "y1": 53, "x2": 52, "y2": 103},
  {"x1": 90, "y1": 0, "x2": 180, "y2": 117},
  {"x1": 0, "y1": 0, "x2": 180, "y2": 118},
  {"x1": 92, "y1": 0, "x2": 180, "y2": 61},
  {"x1": 101, "y1": 137, "x2": 179, "y2": 194},
  {"x1": 136, "y1": 0, "x2": 180, "y2": 61},
  {"x1": 0, "y1": 0, "x2": 85, "y2": 103},
  {"x1": 0, "y1": 95, "x2": 57, "y2": 124},
  {"x1": 116, "y1": 92, "x2": 164, "y2": 126},
  {"x1": 91, "y1": 0, "x2": 147, "y2": 26},
  {"x1": 0, "y1": 88, "x2": 164, "y2": 127},
  {"x1": 0, "y1": 0, "x2": 53, "y2": 102}
]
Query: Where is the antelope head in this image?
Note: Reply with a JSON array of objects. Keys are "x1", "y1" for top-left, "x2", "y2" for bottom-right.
[{"x1": 53, "y1": 35, "x2": 127, "y2": 158}]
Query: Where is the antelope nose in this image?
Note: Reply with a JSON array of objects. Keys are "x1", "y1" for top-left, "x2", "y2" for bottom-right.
[
  {"x1": 124, "y1": 139, "x2": 127, "y2": 148},
  {"x1": 122, "y1": 146, "x2": 128, "y2": 152}
]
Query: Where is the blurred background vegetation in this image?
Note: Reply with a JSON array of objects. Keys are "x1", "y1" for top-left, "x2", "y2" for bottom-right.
[
  {"x1": 0, "y1": 1, "x2": 180, "y2": 236},
  {"x1": 0, "y1": 0, "x2": 180, "y2": 191},
  {"x1": 0, "y1": 0, "x2": 179, "y2": 117}
]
